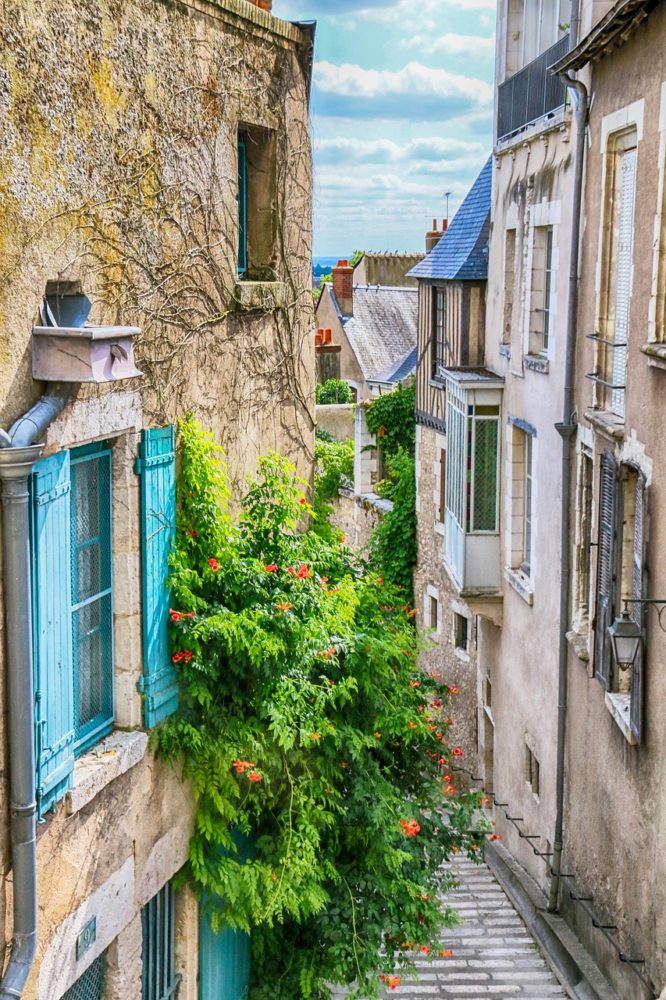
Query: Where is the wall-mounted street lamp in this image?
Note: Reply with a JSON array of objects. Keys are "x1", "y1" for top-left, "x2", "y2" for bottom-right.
[{"x1": 608, "y1": 599, "x2": 666, "y2": 669}]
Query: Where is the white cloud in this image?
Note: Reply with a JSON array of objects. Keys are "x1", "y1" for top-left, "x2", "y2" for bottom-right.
[
  {"x1": 402, "y1": 32, "x2": 496, "y2": 59},
  {"x1": 315, "y1": 136, "x2": 485, "y2": 165},
  {"x1": 358, "y1": 0, "x2": 497, "y2": 24},
  {"x1": 313, "y1": 60, "x2": 492, "y2": 120}
]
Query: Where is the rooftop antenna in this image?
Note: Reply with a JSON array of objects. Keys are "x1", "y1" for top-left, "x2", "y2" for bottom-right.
[{"x1": 443, "y1": 191, "x2": 451, "y2": 224}]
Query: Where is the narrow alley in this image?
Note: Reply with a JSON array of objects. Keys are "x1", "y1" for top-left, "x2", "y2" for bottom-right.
[{"x1": 381, "y1": 857, "x2": 569, "y2": 999}]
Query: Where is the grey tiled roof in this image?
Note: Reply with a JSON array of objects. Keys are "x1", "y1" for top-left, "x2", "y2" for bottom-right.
[
  {"x1": 408, "y1": 157, "x2": 492, "y2": 281},
  {"x1": 337, "y1": 285, "x2": 418, "y2": 383},
  {"x1": 372, "y1": 346, "x2": 417, "y2": 387}
]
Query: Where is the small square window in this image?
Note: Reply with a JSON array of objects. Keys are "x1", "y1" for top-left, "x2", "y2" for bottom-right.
[
  {"x1": 454, "y1": 613, "x2": 469, "y2": 651},
  {"x1": 525, "y1": 745, "x2": 540, "y2": 797}
]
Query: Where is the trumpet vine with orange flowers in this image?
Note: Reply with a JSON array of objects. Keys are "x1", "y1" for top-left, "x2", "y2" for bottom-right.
[{"x1": 156, "y1": 416, "x2": 487, "y2": 1000}]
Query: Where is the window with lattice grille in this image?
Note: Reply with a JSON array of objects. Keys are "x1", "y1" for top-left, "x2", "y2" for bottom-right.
[
  {"x1": 62, "y1": 953, "x2": 105, "y2": 1000},
  {"x1": 142, "y1": 881, "x2": 181, "y2": 1000},
  {"x1": 71, "y1": 444, "x2": 114, "y2": 756}
]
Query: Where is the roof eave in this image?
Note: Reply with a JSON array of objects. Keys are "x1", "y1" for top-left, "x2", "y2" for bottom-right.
[{"x1": 551, "y1": 0, "x2": 658, "y2": 73}]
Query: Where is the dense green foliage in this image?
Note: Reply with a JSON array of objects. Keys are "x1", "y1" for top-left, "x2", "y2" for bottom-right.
[
  {"x1": 365, "y1": 382, "x2": 417, "y2": 599},
  {"x1": 158, "y1": 417, "x2": 487, "y2": 999},
  {"x1": 369, "y1": 448, "x2": 417, "y2": 599},
  {"x1": 365, "y1": 382, "x2": 416, "y2": 458},
  {"x1": 312, "y1": 434, "x2": 354, "y2": 542},
  {"x1": 315, "y1": 379, "x2": 354, "y2": 405}
]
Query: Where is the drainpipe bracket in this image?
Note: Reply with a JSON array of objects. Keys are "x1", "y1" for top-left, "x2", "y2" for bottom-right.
[{"x1": 554, "y1": 421, "x2": 577, "y2": 440}]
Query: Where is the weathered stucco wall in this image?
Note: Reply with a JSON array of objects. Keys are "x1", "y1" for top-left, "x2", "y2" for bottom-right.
[
  {"x1": 315, "y1": 403, "x2": 354, "y2": 442},
  {"x1": 414, "y1": 424, "x2": 479, "y2": 768},
  {"x1": 480, "y1": 121, "x2": 575, "y2": 896},
  {"x1": 562, "y1": 8, "x2": 666, "y2": 994},
  {"x1": 0, "y1": 0, "x2": 314, "y2": 995}
]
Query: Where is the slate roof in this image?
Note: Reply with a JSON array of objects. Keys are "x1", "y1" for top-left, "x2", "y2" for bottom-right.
[
  {"x1": 336, "y1": 285, "x2": 418, "y2": 384},
  {"x1": 371, "y1": 346, "x2": 418, "y2": 388},
  {"x1": 408, "y1": 157, "x2": 492, "y2": 281}
]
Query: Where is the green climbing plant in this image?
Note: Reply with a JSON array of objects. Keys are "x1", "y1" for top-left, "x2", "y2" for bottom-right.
[{"x1": 156, "y1": 416, "x2": 488, "y2": 1000}]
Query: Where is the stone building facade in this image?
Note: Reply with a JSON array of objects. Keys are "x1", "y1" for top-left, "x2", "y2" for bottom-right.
[
  {"x1": 552, "y1": 4, "x2": 666, "y2": 995},
  {"x1": 0, "y1": 1, "x2": 314, "y2": 997},
  {"x1": 410, "y1": 162, "x2": 493, "y2": 769},
  {"x1": 473, "y1": 1, "x2": 666, "y2": 997}
]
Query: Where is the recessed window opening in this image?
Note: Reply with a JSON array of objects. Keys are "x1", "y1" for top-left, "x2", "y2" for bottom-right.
[
  {"x1": 525, "y1": 745, "x2": 540, "y2": 796},
  {"x1": 429, "y1": 594, "x2": 439, "y2": 631},
  {"x1": 237, "y1": 124, "x2": 277, "y2": 280},
  {"x1": 454, "y1": 613, "x2": 469, "y2": 651}
]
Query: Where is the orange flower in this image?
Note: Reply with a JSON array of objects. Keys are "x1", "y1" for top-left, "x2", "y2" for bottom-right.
[
  {"x1": 299, "y1": 496, "x2": 307, "y2": 505},
  {"x1": 438, "y1": 949, "x2": 454, "y2": 958},
  {"x1": 407, "y1": 608, "x2": 417, "y2": 618},
  {"x1": 319, "y1": 647, "x2": 337, "y2": 659},
  {"x1": 339, "y1": 761, "x2": 349, "y2": 769},
  {"x1": 374, "y1": 731, "x2": 382, "y2": 738},
  {"x1": 247, "y1": 771, "x2": 262, "y2": 783},
  {"x1": 419, "y1": 945, "x2": 431, "y2": 955},
  {"x1": 233, "y1": 760, "x2": 256, "y2": 774},
  {"x1": 264, "y1": 563, "x2": 279, "y2": 573},
  {"x1": 445, "y1": 784, "x2": 456, "y2": 796},
  {"x1": 208, "y1": 557, "x2": 220, "y2": 572},
  {"x1": 276, "y1": 602, "x2": 294, "y2": 611},
  {"x1": 407, "y1": 721, "x2": 418, "y2": 730},
  {"x1": 387, "y1": 975, "x2": 401, "y2": 989},
  {"x1": 431, "y1": 698, "x2": 442, "y2": 708},
  {"x1": 400, "y1": 818, "x2": 421, "y2": 837},
  {"x1": 310, "y1": 732, "x2": 321, "y2": 741},
  {"x1": 452, "y1": 746, "x2": 464, "y2": 758},
  {"x1": 409, "y1": 680, "x2": 421, "y2": 688},
  {"x1": 169, "y1": 610, "x2": 182, "y2": 622},
  {"x1": 490, "y1": 833, "x2": 501, "y2": 842},
  {"x1": 296, "y1": 563, "x2": 312, "y2": 579},
  {"x1": 449, "y1": 685, "x2": 460, "y2": 696},
  {"x1": 377, "y1": 576, "x2": 383, "y2": 584},
  {"x1": 339, "y1": 533, "x2": 347, "y2": 542}
]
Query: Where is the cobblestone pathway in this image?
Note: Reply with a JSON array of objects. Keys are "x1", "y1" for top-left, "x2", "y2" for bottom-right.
[{"x1": 379, "y1": 856, "x2": 570, "y2": 999}]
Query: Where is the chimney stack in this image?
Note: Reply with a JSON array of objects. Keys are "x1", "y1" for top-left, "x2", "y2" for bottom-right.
[
  {"x1": 426, "y1": 218, "x2": 447, "y2": 253},
  {"x1": 332, "y1": 260, "x2": 354, "y2": 316}
]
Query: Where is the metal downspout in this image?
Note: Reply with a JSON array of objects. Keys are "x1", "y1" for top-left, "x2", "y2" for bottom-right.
[
  {"x1": 0, "y1": 383, "x2": 74, "y2": 998},
  {"x1": 549, "y1": 74, "x2": 589, "y2": 914}
]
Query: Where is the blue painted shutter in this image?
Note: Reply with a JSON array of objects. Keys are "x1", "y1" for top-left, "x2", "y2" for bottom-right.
[
  {"x1": 199, "y1": 908, "x2": 250, "y2": 1000},
  {"x1": 595, "y1": 450, "x2": 618, "y2": 689},
  {"x1": 136, "y1": 427, "x2": 178, "y2": 727},
  {"x1": 32, "y1": 451, "x2": 75, "y2": 817},
  {"x1": 238, "y1": 133, "x2": 248, "y2": 275}
]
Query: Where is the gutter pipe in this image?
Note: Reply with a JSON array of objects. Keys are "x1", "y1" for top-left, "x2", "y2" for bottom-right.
[
  {"x1": 549, "y1": 72, "x2": 589, "y2": 914},
  {"x1": 0, "y1": 382, "x2": 74, "y2": 998}
]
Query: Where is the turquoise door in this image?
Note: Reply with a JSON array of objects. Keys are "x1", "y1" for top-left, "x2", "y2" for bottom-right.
[{"x1": 199, "y1": 908, "x2": 250, "y2": 1000}]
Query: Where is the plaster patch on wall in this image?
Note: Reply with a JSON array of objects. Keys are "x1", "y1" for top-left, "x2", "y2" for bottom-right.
[
  {"x1": 138, "y1": 820, "x2": 192, "y2": 907},
  {"x1": 39, "y1": 856, "x2": 134, "y2": 1000},
  {"x1": 45, "y1": 389, "x2": 143, "y2": 452}
]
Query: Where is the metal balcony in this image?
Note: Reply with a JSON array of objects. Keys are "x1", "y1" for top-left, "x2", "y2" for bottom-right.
[{"x1": 497, "y1": 35, "x2": 570, "y2": 141}]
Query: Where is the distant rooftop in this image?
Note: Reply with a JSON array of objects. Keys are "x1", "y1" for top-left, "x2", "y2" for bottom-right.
[
  {"x1": 336, "y1": 285, "x2": 418, "y2": 384},
  {"x1": 408, "y1": 157, "x2": 492, "y2": 282}
]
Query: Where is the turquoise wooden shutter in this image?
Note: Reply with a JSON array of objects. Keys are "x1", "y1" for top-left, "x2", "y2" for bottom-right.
[
  {"x1": 199, "y1": 908, "x2": 250, "y2": 1000},
  {"x1": 136, "y1": 427, "x2": 178, "y2": 727},
  {"x1": 32, "y1": 451, "x2": 75, "y2": 817}
]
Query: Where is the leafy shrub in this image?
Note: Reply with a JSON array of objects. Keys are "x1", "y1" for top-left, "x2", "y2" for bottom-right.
[
  {"x1": 316, "y1": 379, "x2": 354, "y2": 405},
  {"x1": 157, "y1": 417, "x2": 486, "y2": 1000},
  {"x1": 365, "y1": 382, "x2": 415, "y2": 458},
  {"x1": 312, "y1": 436, "x2": 354, "y2": 542},
  {"x1": 369, "y1": 448, "x2": 417, "y2": 600}
]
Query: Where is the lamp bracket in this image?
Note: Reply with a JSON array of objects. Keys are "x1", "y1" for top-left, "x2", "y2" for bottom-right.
[{"x1": 621, "y1": 598, "x2": 666, "y2": 632}]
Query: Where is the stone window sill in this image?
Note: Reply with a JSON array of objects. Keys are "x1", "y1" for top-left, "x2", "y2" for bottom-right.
[
  {"x1": 641, "y1": 342, "x2": 666, "y2": 370},
  {"x1": 566, "y1": 626, "x2": 590, "y2": 663},
  {"x1": 434, "y1": 521, "x2": 445, "y2": 537},
  {"x1": 233, "y1": 280, "x2": 286, "y2": 312},
  {"x1": 604, "y1": 691, "x2": 637, "y2": 746},
  {"x1": 454, "y1": 646, "x2": 471, "y2": 663},
  {"x1": 524, "y1": 354, "x2": 549, "y2": 374},
  {"x1": 66, "y1": 731, "x2": 148, "y2": 816},
  {"x1": 505, "y1": 567, "x2": 534, "y2": 606},
  {"x1": 584, "y1": 407, "x2": 625, "y2": 441}
]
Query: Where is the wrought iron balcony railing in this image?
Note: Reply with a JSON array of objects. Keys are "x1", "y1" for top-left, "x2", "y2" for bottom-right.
[{"x1": 497, "y1": 34, "x2": 570, "y2": 141}]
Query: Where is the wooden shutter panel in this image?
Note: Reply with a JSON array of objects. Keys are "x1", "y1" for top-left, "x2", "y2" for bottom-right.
[
  {"x1": 136, "y1": 427, "x2": 178, "y2": 728},
  {"x1": 610, "y1": 146, "x2": 637, "y2": 417},
  {"x1": 630, "y1": 473, "x2": 647, "y2": 742},
  {"x1": 199, "y1": 907, "x2": 250, "y2": 1000},
  {"x1": 32, "y1": 451, "x2": 75, "y2": 817},
  {"x1": 594, "y1": 450, "x2": 618, "y2": 689}
]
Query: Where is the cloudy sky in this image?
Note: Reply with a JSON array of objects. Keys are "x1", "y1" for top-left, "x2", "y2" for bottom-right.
[{"x1": 275, "y1": 0, "x2": 497, "y2": 256}]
